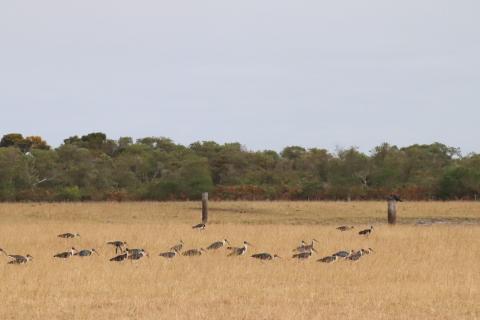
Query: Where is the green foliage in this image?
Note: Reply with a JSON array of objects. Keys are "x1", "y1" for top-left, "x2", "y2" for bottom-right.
[
  {"x1": 57, "y1": 186, "x2": 82, "y2": 201},
  {"x1": 0, "y1": 133, "x2": 477, "y2": 201}
]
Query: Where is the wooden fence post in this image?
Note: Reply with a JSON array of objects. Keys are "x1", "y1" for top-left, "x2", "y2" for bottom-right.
[
  {"x1": 387, "y1": 198, "x2": 397, "y2": 225},
  {"x1": 202, "y1": 192, "x2": 208, "y2": 223}
]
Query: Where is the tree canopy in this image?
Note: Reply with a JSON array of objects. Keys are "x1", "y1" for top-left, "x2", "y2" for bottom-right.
[{"x1": 0, "y1": 132, "x2": 477, "y2": 201}]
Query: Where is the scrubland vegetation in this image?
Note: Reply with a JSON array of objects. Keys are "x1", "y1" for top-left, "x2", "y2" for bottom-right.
[{"x1": 1, "y1": 133, "x2": 480, "y2": 202}]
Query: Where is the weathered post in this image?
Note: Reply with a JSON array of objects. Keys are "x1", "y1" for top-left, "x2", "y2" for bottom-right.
[
  {"x1": 387, "y1": 199, "x2": 396, "y2": 224},
  {"x1": 201, "y1": 192, "x2": 208, "y2": 223}
]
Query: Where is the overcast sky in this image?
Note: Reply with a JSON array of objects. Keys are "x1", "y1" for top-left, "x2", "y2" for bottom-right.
[{"x1": 1, "y1": 1, "x2": 479, "y2": 154}]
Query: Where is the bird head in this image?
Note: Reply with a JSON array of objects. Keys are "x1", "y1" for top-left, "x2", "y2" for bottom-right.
[
  {"x1": 92, "y1": 249, "x2": 99, "y2": 255},
  {"x1": 274, "y1": 254, "x2": 282, "y2": 259},
  {"x1": 76, "y1": 233, "x2": 81, "y2": 237}
]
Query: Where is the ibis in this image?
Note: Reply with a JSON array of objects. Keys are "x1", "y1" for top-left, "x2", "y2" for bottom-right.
[
  {"x1": 251, "y1": 253, "x2": 281, "y2": 261},
  {"x1": 182, "y1": 248, "x2": 206, "y2": 256},
  {"x1": 358, "y1": 226, "x2": 374, "y2": 236},
  {"x1": 207, "y1": 239, "x2": 229, "y2": 250},
  {"x1": 54, "y1": 247, "x2": 77, "y2": 259}
]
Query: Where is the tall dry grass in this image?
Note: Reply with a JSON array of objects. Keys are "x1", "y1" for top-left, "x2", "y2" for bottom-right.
[{"x1": 0, "y1": 202, "x2": 479, "y2": 319}]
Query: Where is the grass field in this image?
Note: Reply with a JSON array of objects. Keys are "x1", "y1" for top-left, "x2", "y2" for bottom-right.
[{"x1": 0, "y1": 202, "x2": 479, "y2": 319}]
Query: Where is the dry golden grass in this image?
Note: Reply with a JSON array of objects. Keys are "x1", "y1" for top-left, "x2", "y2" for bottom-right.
[{"x1": 0, "y1": 202, "x2": 479, "y2": 319}]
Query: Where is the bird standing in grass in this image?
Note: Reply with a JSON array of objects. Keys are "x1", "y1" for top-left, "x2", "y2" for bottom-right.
[
  {"x1": 333, "y1": 250, "x2": 354, "y2": 259},
  {"x1": 54, "y1": 247, "x2": 77, "y2": 259},
  {"x1": 8, "y1": 255, "x2": 33, "y2": 265},
  {"x1": 251, "y1": 253, "x2": 281, "y2": 261},
  {"x1": 359, "y1": 226, "x2": 374, "y2": 236},
  {"x1": 128, "y1": 249, "x2": 148, "y2": 260},
  {"x1": 336, "y1": 226, "x2": 354, "y2": 232},
  {"x1": 182, "y1": 248, "x2": 206, "y2": 256},
  {"x1": 192, "y1": 223, "x2": 206, "y2": 230},
  {"x1": 296, "y1": 239, "x2": 318, "y2": 253},
  {"x1": 227, "y1": 241, "x2": 253, "y2": 257},
  {"x1": 159, "y1": 251, "x2": 178, "y2": 258},
  {"x1": 207, "y1": 239, "x2": 229, "y2": 250},
  {"x1": 292, "y1": 249, "x2": 316, "y2": 260},
  {"x1": 347, "y1": 250, "x2": 365, "y2": 261},
  {"x1": 58, "y1": 233, "x2": 80, "y2": 239},
  {"x1": 1, "y1": 249, "x2": 33, "y2": 264},
  {"x1": 170, "y1": 240, "x2": 184, "y2": 252},
  {"x1": 75, "y1": 249, "x2": 98, "y2": 257},
  {"x1": 318, "y1": 255, "x2": 338, "y2": 263}
]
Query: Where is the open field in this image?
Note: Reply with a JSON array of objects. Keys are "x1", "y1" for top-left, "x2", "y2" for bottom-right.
[{"x1": 0, "y1": 202, "x2": 479, "y2": 319}]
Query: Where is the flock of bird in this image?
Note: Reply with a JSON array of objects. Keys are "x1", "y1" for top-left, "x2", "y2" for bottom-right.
[{"x1": 0, "y1": 224, "x2": 375, "y2": 265}]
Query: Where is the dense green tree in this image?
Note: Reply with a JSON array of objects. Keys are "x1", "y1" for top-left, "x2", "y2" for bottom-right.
[{"x1": 0, "y1": 132, "x2": 477, "y2": 201}]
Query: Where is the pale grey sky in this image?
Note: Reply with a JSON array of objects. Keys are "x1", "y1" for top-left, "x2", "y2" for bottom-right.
[{"x1": 1, "y1": 1, "x2": 479, "y2": 154}]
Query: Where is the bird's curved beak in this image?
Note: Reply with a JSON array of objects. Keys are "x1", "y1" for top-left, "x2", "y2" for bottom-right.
[
  {"x1": 311, "y1": 248, "x2": 318, "y2": 253},
  {"x1": 246, "y1": 242, "x2": 254, "y2": 247},
  {"x1": 313, "y1": 239, "x2": 319, "y2": 243}
]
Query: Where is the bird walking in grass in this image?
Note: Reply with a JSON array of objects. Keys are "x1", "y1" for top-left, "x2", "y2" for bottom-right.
[
  {"x1": 361, "y1": 248, "x2": 374, "y2": 255},
  {"x1": 58, "y1": 232, "x2": 80, "y2": 239},
  {"x1": 317, "y1": 255, "x2": 338, "y2": 263},
  {"x1": 54, "y1": 247, "x2": 77, "y2": 259},
  {"x1": 127, "y1": 248, "x2": 146, "y2": 256},
  {"x1": 347, "y1": 250, "x2": 366, "y2": 261},
  {"x1": 251, "y1": 253, "x2": 281, "y2": 261},
  {"x1": 294, "y1": 239, "x2": 318, "y2": 253},
  {"x1": 358, "y1": 226, "x2": 374, "y2": 236},
  {"x1": 336, "y1": 226, "x2": 354, "y2": 232},
  {"x1": 75, "y1": 249, "x2": 98, "y2": 257},
  {"x1": 332, "y1": 250, "x2": 355, "y2": 259},
  {"x1": 170, "y1": 240, "x2": 184, "y2": 252},
  {"x1": 7, "y1": 254, "x2": 33, "y2": 264},
  {"x1": 192, "y1": 223, "x2": 206, "y2": 230},
  {"x1": 182, "y1": 248, "x2": 206, "y2": 256},
  {"x1": 207, "y1": 239, "x2": 230, "y2": 250},
  {"x1": 159, "y1": 251, "x2": 178, "y2": 258},
  {"x1": 127, "y1": 249, "x2": 148, "y2": 260},
  {"x1": 107, "y1": 241, "x2": 128, "y2": 254},
  {"x1": 227, "y1": 241, "x2": 253, "y2": 257},
  {"x1": 292, "y1": 249, "x2": 316, "y2": 260},
  {"x1": 0, "y1": 249, "x2": 33, "y2": 264}
]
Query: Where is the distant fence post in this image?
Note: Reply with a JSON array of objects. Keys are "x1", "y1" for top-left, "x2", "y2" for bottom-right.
[
  {"x1": 387, "y1": 198, "x2": 397, "y2": 225},
  {"x1": 202, "y1": 192, "x2": 208, "y2": 223}
]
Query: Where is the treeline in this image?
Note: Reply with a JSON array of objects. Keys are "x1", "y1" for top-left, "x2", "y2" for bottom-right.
[{"x1": 0, "y1": 132, "x2": 479, "y2": 201}]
